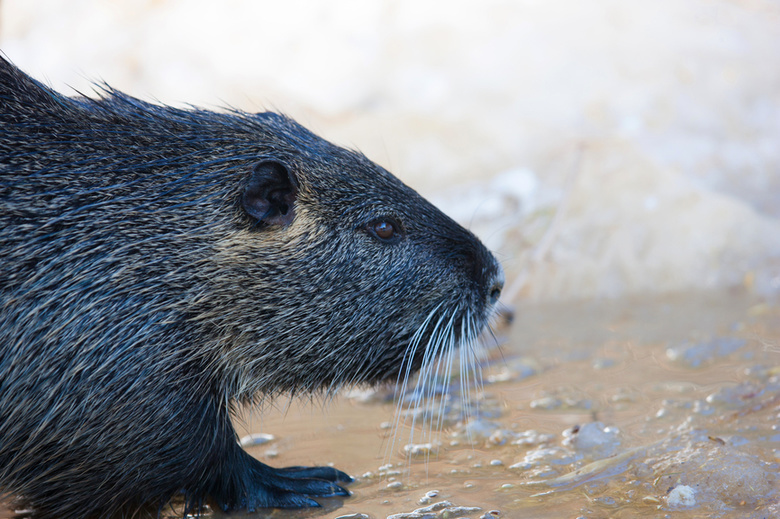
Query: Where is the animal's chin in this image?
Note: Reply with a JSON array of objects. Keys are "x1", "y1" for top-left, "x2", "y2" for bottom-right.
[
  {"x1": 370, "y1": 307, "x2": 488, "y2": 384},
  {"x1": 268, "y1": 299, "x2": 495, "y2": 394}
]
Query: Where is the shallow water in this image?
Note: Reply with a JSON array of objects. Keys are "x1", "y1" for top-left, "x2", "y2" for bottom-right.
[
  {"x1": 2, "y1": 291, "x2": 778, "y2": 518},
  {"x1": 228, "y1": 290, "x2": 780, "y2": 518}
]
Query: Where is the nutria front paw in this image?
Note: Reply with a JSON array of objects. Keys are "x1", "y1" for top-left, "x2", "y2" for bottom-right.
[{"x1": 214, "y1": 462, "x2": 353, "y2": 511}]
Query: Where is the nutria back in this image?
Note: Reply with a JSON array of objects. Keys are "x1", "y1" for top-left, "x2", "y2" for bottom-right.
[{"x1": 0, "y1": 56, "x2": 503, "y2": 518}]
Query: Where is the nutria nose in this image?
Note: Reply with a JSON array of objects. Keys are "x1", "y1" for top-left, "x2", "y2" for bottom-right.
[{"x1": 488, "y1": 266, "x2": 504, "y2": 306}]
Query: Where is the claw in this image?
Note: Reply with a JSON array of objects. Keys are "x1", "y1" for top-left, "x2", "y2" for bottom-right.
[
  {"x1": 270, "y1": 493, "x2": 322, "y2": 509},
  {"x1": 274, "y1": 473, "x2": 350, "y2": 497},
  {"x1": 276, "y1": 466, "x2": 354, "y2": 483}
]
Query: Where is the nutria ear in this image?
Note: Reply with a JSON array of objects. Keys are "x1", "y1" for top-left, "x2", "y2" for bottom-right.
[{"x1": 242, "y1": 161, "x2": 297, "y2": 227}]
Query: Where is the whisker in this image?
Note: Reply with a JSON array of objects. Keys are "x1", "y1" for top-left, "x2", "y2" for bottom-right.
[
  {"x1": 386, "y1": 304, "x2": 442, "y2": 463},
  {"x1": 419, "y1": 311, "x2": 457, "y2": 438}
]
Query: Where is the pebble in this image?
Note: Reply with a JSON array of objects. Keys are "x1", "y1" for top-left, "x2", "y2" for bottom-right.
[
  {"x1": 238, "y1": 432, "x2": 274, "y2": 448},
  {"x1": 666, "y1": 485, "x2": 696, "y2": 507},
  {"x1": 386, "y1": 513, "x2": 436, "y2": 519},
  {"x1": 418, "y1": 489, "x2": 439, "y2": 505},
  {"x1": 562, "y1": 421, "x2": 620, "y2": 456},
  {"x1": 413, "y1": 501, "x2": 453, "y2": 513},
  {"x1": 529, "y1": 396, "x2": 562, "y2": 410},
  {"x1": 404, "y1": 442, "x2": 439, "y2": 457}
]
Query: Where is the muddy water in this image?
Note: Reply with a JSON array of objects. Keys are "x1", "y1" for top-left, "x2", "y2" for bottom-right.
[
  {"x1": 2, "y1": 291, "x2": 777, "y2": 518},
  {"x1": 224, "y1": 291, "x2": 779, "y2": 519}
]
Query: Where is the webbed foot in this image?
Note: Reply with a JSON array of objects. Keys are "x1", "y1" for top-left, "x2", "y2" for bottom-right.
[{"x1": 212, "y1": 459, "x2": 353, "y2": 512}]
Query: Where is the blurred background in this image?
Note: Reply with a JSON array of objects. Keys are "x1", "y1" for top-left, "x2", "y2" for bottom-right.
[{"x1": 2, "y1": 0, "x2": 779, "y2": 303}]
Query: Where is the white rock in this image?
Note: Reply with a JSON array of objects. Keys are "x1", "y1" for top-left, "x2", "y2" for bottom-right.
[{"x1": 667, "y1": 485, "x2": 696, "y2": 508}]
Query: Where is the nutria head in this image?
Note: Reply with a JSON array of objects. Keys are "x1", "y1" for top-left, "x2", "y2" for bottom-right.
[{"x1": 189, "y1": 112, "x2": 504, "y2": 401}]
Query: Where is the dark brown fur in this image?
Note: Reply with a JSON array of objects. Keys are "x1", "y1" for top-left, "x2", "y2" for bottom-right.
[{"x1": 0, "y1": 56, "x2": 503, "y2": 518}]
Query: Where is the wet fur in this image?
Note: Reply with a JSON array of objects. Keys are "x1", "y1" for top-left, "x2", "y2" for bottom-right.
[{"x1": 0, "y1": 56, "x2": 503, "y2": 518}]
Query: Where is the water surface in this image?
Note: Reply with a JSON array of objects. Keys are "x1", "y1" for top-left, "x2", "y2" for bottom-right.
[{"x1": 228, "y1": 290, "x2": 779, "y2": 519}]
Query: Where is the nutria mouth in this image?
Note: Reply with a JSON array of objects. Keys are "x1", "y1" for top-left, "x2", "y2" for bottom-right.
[{"x1": 0, "y1": 56, "x2": 503, "y2": 518}]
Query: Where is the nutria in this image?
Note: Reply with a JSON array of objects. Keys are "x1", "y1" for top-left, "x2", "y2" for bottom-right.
[{"x1": 0, "y1": 56, "x2": 504, "y2": 518}]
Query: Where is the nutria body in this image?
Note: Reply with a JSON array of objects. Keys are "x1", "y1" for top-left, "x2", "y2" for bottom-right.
[{"x1": 0, "y1": 56, "x2": 503, "y2": 518}]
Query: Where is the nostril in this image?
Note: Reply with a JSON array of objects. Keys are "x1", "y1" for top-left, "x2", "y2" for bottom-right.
[
  {"x1": 487, "y1": 268, "x2": 504, "y2": 306},
  {"x1": 489, "y1": 283, "x2": 502, "y2": 305}
]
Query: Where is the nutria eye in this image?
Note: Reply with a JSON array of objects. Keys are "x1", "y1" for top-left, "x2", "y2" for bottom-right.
[
  {"x1": 366, "y1": 218, "x2": 402, "y2": 243},
  {"x1": 374, "y1": 221, "x2": 394, "y2": 239}
]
